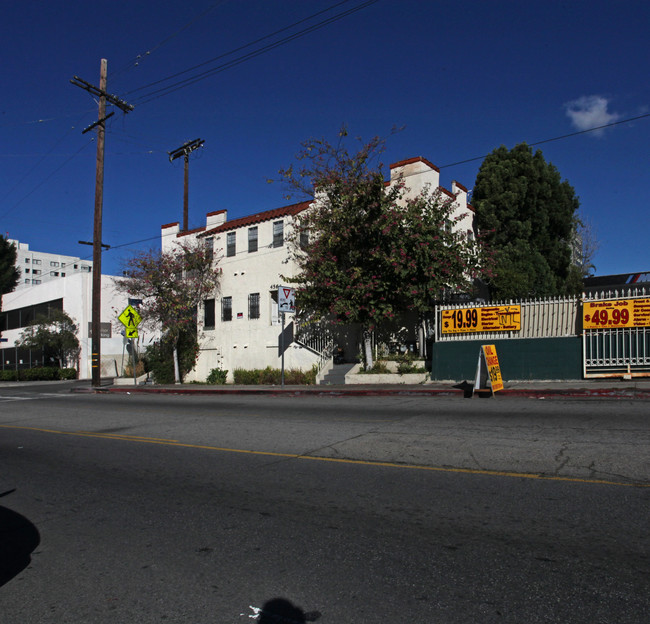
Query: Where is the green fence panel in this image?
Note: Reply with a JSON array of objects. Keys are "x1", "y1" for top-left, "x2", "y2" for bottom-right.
[{"x1": 431, "y1": 337, "x2": 582, "y2": 381}]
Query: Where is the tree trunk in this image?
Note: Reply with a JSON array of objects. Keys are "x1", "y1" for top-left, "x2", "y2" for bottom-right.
[
  {"x1": 173, "y1": 338, "x2": 181, "y2": 384},
  {"x1": 363, "y1": 329, "x2": 373, "y2": 370},
  {"x1": 418, "y1": 316, "x2": 427, "y2": 359}
]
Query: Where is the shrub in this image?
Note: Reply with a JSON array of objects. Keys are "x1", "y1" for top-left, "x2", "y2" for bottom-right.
[
  {"x1": 124, "y1": 360, "x2": 146, "y2": 378},
  {"x1": 0, "y1": 367, "x2": 78, "y2": 381},
  {"x1": 233, "y1": 367, "x2": 316, "y2": 385},
  {"x1": 397, "y1": 361, "x2": 427, "y2": 375},
  {"x1": 207, "y1": 368, "x2": 228, "y2": 384},
  {"x1": 59, "y1": 368, "x2": 78, "y2": 380},
  {"x1": 20, "y1": 367, "x2": 59, "y2": 381},
  {"x1": 361, "y1": 361, "x2": 390, "y2": 374},
  {"x1": 143, "y1": 327, "x2": 199, "y2": 384}
]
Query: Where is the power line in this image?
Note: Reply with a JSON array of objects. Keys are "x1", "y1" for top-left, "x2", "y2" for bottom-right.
[
  {"x1": 109, "y1": 0, "x2": 230, "y2": 83},
  {"x1": 129, "y1": 0, "x2": 379, "y2": 105},
  {"x1": 0, "y1": 139, "x2": 94, "y2": 220},
  {"x1": 96, "y1": 110, "x2": 650, "y2": 261},
  {"x1": 125, "y1": 0, "x2": 354, "y2": 98},
  {"x1": 439, "y1": 112, "x2": 650, "y2": 169}
]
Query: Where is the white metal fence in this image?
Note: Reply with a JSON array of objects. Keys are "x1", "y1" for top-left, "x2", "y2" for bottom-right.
[{"x1": 583, "y1": 287, "x2": 650, "y2": 378}]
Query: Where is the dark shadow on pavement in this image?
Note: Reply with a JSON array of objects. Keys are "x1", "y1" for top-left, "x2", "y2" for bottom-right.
[
  {"x1": 258, "y1": 597, "x2": 321, "y2": 623},
  {"x1": 453, "y1": 380, "x2": 474, "y2": 398},
  {"x1": 0, "y1": 501, "x2": 41, "y2": 588}
]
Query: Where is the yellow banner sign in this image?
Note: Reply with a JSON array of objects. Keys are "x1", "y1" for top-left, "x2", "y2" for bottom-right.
[
  {"x1": 583, "y1": 298, "x2": 650, "y2": 329},
  {"x1": 441, "y1": 305, "x2": 521, "y2": 334}
]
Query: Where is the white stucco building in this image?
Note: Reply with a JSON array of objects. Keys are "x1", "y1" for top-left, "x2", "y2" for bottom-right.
[
  {"x1": 160, "y1": 157, "x2": 476, "y2": 381},
  {"x1": 0, "y1": 271, "x2": 150, "y2": 379}
]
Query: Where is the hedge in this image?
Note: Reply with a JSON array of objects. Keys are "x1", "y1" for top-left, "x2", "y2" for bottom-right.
[
  {"x1": 233, "y1": 366, "x2": 316, "y2": 385},
  {"x1": 0, "y1": 367, "x2": 78, "y2": 381}
]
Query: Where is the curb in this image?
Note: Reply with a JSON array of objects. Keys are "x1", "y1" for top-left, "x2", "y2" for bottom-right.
[
  {"x1": 95, "y1": 386, "x2": 465, "y2": 398},
  {"x1": 74, "y1": 385, "x2": 650, "y2": 399}
]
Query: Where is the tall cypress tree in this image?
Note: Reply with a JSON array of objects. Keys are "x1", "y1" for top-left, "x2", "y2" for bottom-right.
[{"x1": 473, "y1": 143, "x2": 583, "y2": 299}]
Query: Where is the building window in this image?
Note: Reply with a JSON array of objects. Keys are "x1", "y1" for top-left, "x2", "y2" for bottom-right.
[
  {"x1": 61, "y1": 273, "x2": 65, "y2": 277},
  {"x1": 222, "y1": 296, "x2": 232, "y2": 322},
  {"x1": 25, "y1": 268, "x2": 30, "y2": 274},
  {"x1": 50, "y1": 271, "x2": 59, "y2": 277},
  {"x1": 74, "y1": 264, "x2": 78, "y2": 269},
  {"x1": 248, "y1": 293, "x2": 260, "y2": 319},
  {"x1": 50, "y1": 261, "x2": 59, "y2": 267},
  {"x1": 273, "y1": 220, "x2": 284, "y2": 248},
  {"x1": 25, "y1": 258, "x2": 30, "y2": 263},
  {"x1": 248, "y1": 226, "x2": 258, "y2": 253},
  {"x1": 33, "y1": 280, "x2": 41, "y2": 284},
  {"x1": 33, "y1": 259, "x2": 41, "y2": 265},
  {"x1": 32, "y1": 269, "x2": 40, "y2": 275},
  {"x1": 204, "y1": 298, "x2": 215, "y2": 329},
  {"x1": 204, "y1": 237, "x2": 214, "y2": 262},
  {"x1": 300, "y1": 228, "x2": 309, "y2": 250},
  {"x1": 226, "y1": 231, "x2": 236, "y2": 257},
  {"x1": 25, "y1": 279, "x2": 30, "y2": 284}
]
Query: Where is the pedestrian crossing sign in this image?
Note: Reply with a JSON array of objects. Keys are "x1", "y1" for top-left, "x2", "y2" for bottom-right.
[{"x1": 119, "y1": 304, "x2": 142, "y2": 329}]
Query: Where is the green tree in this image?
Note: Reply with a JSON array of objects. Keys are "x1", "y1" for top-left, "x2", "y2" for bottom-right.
[
  {"x1": 280, "y1": 131, "x2": 488, "y2": 367},
  {"x1": 472, "y1": 143, "x2": 583, "y2": 299},
  {"x1": 0, "y1": 236, "x2": 20, "y2": 312},
  {"x1": 16, "y1": 309, "x2": 80, "y2": 368},
  {"x1": 116, "y1": 240, "x2": 220, "y2": 384}
]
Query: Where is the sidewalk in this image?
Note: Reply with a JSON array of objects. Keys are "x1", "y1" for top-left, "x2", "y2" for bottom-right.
[{"x1": 79, "y1": 378, "x2": 650, "y2": 399}]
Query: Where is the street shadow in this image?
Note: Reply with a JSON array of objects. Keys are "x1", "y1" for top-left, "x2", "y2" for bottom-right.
[
  {"x1": 0, "y1": 496, "x2": 41, "y2": 588},
  {"x1": 257, "y1": 597, "x2": 321, "y2": 623},
  {"x1": 453, "y1": 380, "x2": 474, "y2": 398}
]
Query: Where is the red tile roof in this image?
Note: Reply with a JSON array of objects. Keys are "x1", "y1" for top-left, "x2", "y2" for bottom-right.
[
  {"x1": 390, "y1": 156, "x2": 440, "y2": 173},
  {"x1": 177, "y1": 226, "x2": 206, "y2": 238},
  {"x1": 198, "y1": 201, "x2": 311, "y2": 237}
]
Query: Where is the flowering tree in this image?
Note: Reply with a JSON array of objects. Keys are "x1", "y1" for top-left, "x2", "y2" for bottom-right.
[
  {"x1": 280, "y1": 131, "x2": 490, "y2": 368},
  {"x1": 116, "y1": 240, "x2": 219, "y2": 383}
]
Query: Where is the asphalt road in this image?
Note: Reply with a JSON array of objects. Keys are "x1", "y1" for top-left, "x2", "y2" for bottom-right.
[{"x1": 0, "y1": 386, "x2": 649, "y2": 623}]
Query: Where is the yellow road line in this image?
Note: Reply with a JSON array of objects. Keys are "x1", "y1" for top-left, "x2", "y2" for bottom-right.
[{"x1": 1, "y1": 423, "x2": 648, "y2": 488}]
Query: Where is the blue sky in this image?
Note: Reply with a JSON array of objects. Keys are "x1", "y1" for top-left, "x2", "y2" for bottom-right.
[{"x1": 2, "y1": 0, "x2": 648, "y2": 278}]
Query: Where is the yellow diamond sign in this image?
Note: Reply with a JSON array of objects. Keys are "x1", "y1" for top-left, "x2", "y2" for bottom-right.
[{"x1": 118, "y1": 305, "x2": 142, "y2": 329}]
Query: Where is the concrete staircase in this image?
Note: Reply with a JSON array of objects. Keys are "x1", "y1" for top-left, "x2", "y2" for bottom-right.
[{"x1": 319, "y1": 363, "x2": 356, "y2": 385}]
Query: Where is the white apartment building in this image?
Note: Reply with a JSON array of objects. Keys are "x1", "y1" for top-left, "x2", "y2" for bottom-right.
[
  {"x1": 160, "y1": 157, "x2": 476, "y2": 382},
  {"x1": 8, "y1": 239, "x2": 93, "y2": 289}
]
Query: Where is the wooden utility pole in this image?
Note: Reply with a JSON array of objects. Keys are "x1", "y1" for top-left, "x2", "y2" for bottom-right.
[
  {"x1": 71, "y1": 60, "x2": 133, "y2": 387},
  {"x1": 168, "y1": 139, "x2": 205, "y2": 232}
]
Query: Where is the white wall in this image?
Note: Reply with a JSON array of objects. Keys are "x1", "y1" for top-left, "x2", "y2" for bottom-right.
[{"x1": 1, "y1": 272, "x2": 139, "y2": 379}]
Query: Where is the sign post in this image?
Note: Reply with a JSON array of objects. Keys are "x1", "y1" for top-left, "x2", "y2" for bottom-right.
[
  {"x1": 118, "y1": 304, "x2": 142, "y2": 385},
  {"x1": 277, "y1": 287, "x2": 296, "y2": 387}
]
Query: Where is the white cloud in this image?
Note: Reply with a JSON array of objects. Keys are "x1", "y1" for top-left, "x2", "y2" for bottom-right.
[{"x1": 564, "y1": 95, "x2": 621, "y2": 136}]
